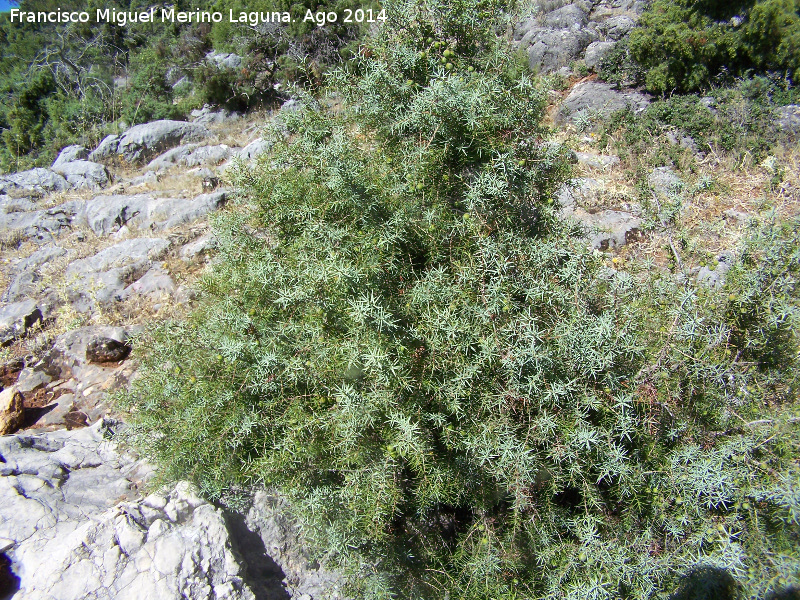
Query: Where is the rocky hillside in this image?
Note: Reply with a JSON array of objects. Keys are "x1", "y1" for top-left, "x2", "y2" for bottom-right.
[{"x1": 0, "y1": 101, "x2": 352, "y2": 600}]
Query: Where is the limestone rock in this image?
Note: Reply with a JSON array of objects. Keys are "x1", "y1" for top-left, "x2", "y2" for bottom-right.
[
  {"x1": 603, "y1": 15, "x2": 636, "y2": 40},
  {"x1": 0, "y1": 299, "x2": 42, "y2": 346},
  {"x1": 0, "y1": 386, "x2": 24, "y2": 435},
  {"x1": 556, "y1": 177, "x2": 601, "y2": 214},
  {"x1": 40, "y1": 326, "x2": 130, "y2": 379},
  {"x1": 181, "y1": 234, "x2": 216, "y2": 261},
  {"x1": 697, "y1": 253, "x2": 734, "y2": 288},
  {"x1": 544, "y1": 3, "x2": 588, "y2": 29},
  {"x1": 89, "y1": 134, "x2": 120, "y2": 161},
  {"x1": 648, "y1": 166, "x2": 683, "y2": 196},
  {"x1": 64, "y1": 238, "x2": 170, "y2": 310},
  {"x1": 0, "y1": 200, "x2": 83, "y2": 244},
  {"x1": 190, "y1": 105, "x2": 241, "y2": 125},
  {"x1": 206, "y1": 51, "x2": 243, "y2": 70},
  {"x1": 52, "y1": 145, "x2": 89, "y2": 169},
  {"x1": 580, "y1": 209, "x2": 642, "y2": 250},
  {"x1": 148, "y1": 144, "x2": 232, "y2": 172},
  {"x1": 559, "y1": 81, "x2": 650, "y2": 126},
  {"x1": 79, "y1": 191, "x2": 227, "y2": 237},
  {"x1": 526, "y1": 28, "x2": 595, "y2": 73},
  {"x1": 776, "y1": 105, "x2": 800, "y2": 141},
  {"x1": 120, "y1": 263, "x2": 176, "y2": 301},
  {"x1": 584, "y1": 41, "x2": 616, "y2": 70},
  {"x1": 0, "y1": 195, "x2": 36, "y2": 214},
  {"x1": 0, "y1": 421, "x2": 264, "y2": 600},
  {"x1": 116, "y1": 120, "x2": 211, "y2": 164},
  {"x1": 52, "y1": 160, "x2": 110, "y2": 190},
  {"x1": 576, "y1": 152, "x2": 620, "y2": 170},
  {"x1": 245, "y1": 490, "x2": 347, "y2": 599},
  {"x1": 0, "y1": 168, "x2": 69, "y2": 195},
  {"x1": 236, "y1": 138, "x2": 272, "y2": 161}
]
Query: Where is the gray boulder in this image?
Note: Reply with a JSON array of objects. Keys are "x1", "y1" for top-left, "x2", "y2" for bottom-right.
[
  {"x1": 556, "y1": 177, "x2": 601, "y2": 214},
  {"x1": 181, "y1": 234, "x2": 216, "y2": 261},
  {"x1": 584, "y1": 41, "x2": 616, "y2": 70},
  {"x1": 89, "y1": 134, "x2": 120, "y2": 161},
  {"x1": 544, "y1": 4, "x2": 588, "y2": 29},
  {"x1": 525, "y1": 28, "x2": 595, "y2": 72},
  {"x1": 697, "y1": 253, "x2": 734, "y2": 288},
  {"x1": 52, "y1": 160, "x2": 110, "y2": 190},
  {"x1": 576, "y1": 152, "x2": 620, "y2": 170},
  {"x1": 145, "y1": 144, "x2": 196, "y2": 171},
  {"x1": 777, "y1": 105, "x2": 800, "y2": 141},
  {"x1": 0, "y1": 195, "x2": 36, "y2": 214},
  {"x1": 0, "y1": 386, "x2": 24, "y2": 435},
  {"x1": 52, "y1": 145, "x2": 89, "y2": 168},
  {"x1": 120, "y1": 263, "x2": 176, "y2": 301},
  {"x1": 603, "y1": 15, "x2": 637, "y2": 40},
  {"x1": 64, "y1": 238, "x2": 170, "y2": 310},
  {"x1": 235, "y1": 138, "x2": 272, "y2": 161},
  {"x1": 559, "y1": 80, "x2": 650, "y2": 126},
  {"x1": 0, "y1": 421, "x2": 259, "y2": 600},
  {"x1": 648, "y1": 166, "x2": 683, "y2": 196},
  {"x1": 79, "y1": 191, "x2": 227, "y2": 237},
  {"x1": 0, "y1": 168, "x2": 69, "y2": 195},
  {"x1": 580, "y1": 210, "x2": 643, "y2": 250},
  {"x1": 2, "y1": 245, "x2": 69, "y2": 304},
  {"x1": 190, "y1": 105, "x2": 241, "y2": 125},
  {"x1": 116, "y1": 120, "x2": 211, "y2": 164},
  {"x1": 206, "y1": 51, "x2": 243, "y2": 70},
  {"x1": 0, "y1": 299, "x2": 42, "y2": 346},
  {"x1": 13, "y1": 244, "x2": 67, "y2": 273},
  {"x1": 148, "y1": 144, "x2": 232, "y2": 172},
  {"x1": 38, "y1": 325, "x2": 130, "y2": 380},
  {"x1": 0, "y1": 200, "x2": 84, "y2": 244}
]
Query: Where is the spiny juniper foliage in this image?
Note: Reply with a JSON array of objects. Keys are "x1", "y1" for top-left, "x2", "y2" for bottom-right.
[{"x1": 118, "y1": 1, "x2": 800, "y2": 597}]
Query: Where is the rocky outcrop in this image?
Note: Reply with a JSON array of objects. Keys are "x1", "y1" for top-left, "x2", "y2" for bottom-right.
[
  {"x1": 514, "y1": 0, "x2": 646, "y2": 74},
  {"x1": 64, "y1": 238, "x2": 170, "y2": 311},
  {"x1": 558, "y1": 80, "x2": 650, "y2": 127},
  {"x1": 0, "y1": 386, "x2": 24, "y2": 435},
  {"x1": 89, "y1": 135, "x2": 121, "y2": 162},
  {"x1": 206, "y1": 51, "x2": 243, "y2": 70},
  {"x1": 235, "y1": 138, "x2": 272, "y2": 161},
  {"x1": 776, "y1": 105, "x2": 800, "y2": 141},
  {"x1": 0, "y1": 418, "x2": 347, "y2": 600},
  {"x1": 89, "y1": 121, "x2": 211, "y2": 164},
  {"x1": 118, "y1": 121, "x2": 211, "y2": 163},
  {"x1": 78, "y1": 191, "x2": 227, "y2": 237},
  {"x1": 0, "y1": 200, "x2": 83, "y2": 244},
  {"x1": 0, "y1": 420, "x2": 256, "y2": 600},
  {"x1": 147, "y1": 144, "x2": 233, "y2": 172},
  {"x1": 52, "y1": 145, "x2": 89, "y2": 169},
  {"x1": 0, "y1": 300, "x2": 42, "y2": 346},
  {"x1": 190, "y1": 106, "x2": 241, "y2": 126},
  {"x1": 0, "y1": 168, "x2": 69, "y2": 195},
  {"x1": 51, "y1": 160, "x2": 110, "y2": 190},
  {"x1": 557, "y1": 177, "x2": 642, "y2": 250},
  {"x1": 649, "y1": 166, "x2": 683, "y2": 197}
]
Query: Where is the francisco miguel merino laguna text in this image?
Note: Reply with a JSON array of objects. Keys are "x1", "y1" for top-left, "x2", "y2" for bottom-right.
[{"x1": 8, "y1": 6, "x2": 387, "y2": 26}]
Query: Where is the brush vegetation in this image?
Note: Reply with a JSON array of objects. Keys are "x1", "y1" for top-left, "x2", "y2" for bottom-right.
[{"x1": 116, "y1": 0, "x2": 800, "y2": 598}]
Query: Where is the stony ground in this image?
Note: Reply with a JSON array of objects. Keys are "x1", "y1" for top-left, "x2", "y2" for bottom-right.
[{"x1": 1, "y1": 2, "x2": 799, "y2": 596}]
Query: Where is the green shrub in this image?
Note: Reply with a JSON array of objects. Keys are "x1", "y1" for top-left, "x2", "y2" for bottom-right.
[
  {"x1": 120, "y1": 48, "x2": 183, "y2": 125},
  {"x1": 594, "y1": 76, "x2": 791, "y2": 171},
  {"x1": 118, "y1": 1, "x2": 800, "y2": 598},
  {"x1": 627, "y1": 0, "x2": 800, "y2": 94}
]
